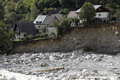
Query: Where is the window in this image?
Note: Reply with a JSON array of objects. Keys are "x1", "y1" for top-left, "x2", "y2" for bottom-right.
[
  {"x1": 99, "y1": 14, "x2": 101, "y2": 16},
  {"x1": 24, "y1": 34, "x2": 26, "y2": 37}
]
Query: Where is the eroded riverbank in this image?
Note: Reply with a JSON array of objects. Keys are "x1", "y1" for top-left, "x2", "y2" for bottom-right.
[{"x1": 0, "y1": 50, "x2": 120, "y2": 80}]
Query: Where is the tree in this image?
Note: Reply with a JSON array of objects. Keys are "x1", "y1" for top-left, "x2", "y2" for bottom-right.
[
  {"x1": 58, "y1": 16, "x2": 72, "y2": 35},
  {"x1": 0, "y1": 1, "x2": 4, "y2": 21},
  {"x1": 59, "y1": 8, "x2": 69, "y2": 15},
  {"x1": 59, "y1": 0, "x2": 70, "y2": 8},
  {"x1": 79, "y1": 2, "x2": 96, "y2": 23},
  {"x1": 75, "y1": 0, "x2": 85, "y2": 8},
  {"x1": 30, "y1": 5, "x2": 38, "y2": 21},
  {"x1": 4, "y1": 1, "x2": 16, "y2": 13},
  {"x1": 5, "y1": 12, "x2": 18, "y2": 24},
  {"x1": 15, "y1": 1, "x2": 25, "y2": 14},
  {"x1": 0, "y1": 22, "x2": 14, "y2": 53}
]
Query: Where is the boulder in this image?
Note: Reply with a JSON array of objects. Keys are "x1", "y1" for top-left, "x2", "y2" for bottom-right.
[
  {"x1": 40, "y1": 62, "x2": 48, "y2": 67},
  {"x1": 49, "y1": 55, "x2": 55, "y2": 61}
]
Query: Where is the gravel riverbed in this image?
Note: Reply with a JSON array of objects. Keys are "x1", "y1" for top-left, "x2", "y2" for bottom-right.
[{"x1": 0, "y1": 50, "x2": 120, "y2": 80}]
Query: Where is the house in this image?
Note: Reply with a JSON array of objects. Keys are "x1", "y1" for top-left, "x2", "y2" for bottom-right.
[
  {"x1": 68, "y1": 5, "x2": 111, "y2": 22},
  {"x1": 34, "y1": 14, "x2": 62, "y2": 29},
  {"x1": 67, "y1": 11, "x2": 78, "y2": 19},
  {"x1": 33, "y1": 14, "x2": 62, "y2": 37},
  {"x1": 14, "y1": 22, "x2": 37, "y2": 40}
]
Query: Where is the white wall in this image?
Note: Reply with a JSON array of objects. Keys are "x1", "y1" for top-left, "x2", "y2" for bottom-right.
[
  {"x1": 34, "y1": 25, "x2": 46, "y2": 33},
  {"x1": 96, "y1": 12, "x2": 109, "y2": 19},
  {"x1": 20, "y1": 33, "x2": 27, "y2": 38},
  {"x1": 46, "y1": 27, "x2": 58, "y2": 38}
]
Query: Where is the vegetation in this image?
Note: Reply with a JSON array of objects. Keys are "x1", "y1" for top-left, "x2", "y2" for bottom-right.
[
  {"x1": 0, "y1": 21, "x2": 14, "y2": 53},
  {"x1": 83, "y1": 46, "x2": 92, "y2": 52},
  {"x1": 79, "y1": 2, "x2": 96, "y2": 23},
  {"x1": 0, "y1": 0, "x2": 120, "y2": 53},
  {"x1": 57, "y1": 16, "x2": 72, "y2": 35},
  {"x1": 0, "y1": 0, "x2": 119, "y2": 26}
]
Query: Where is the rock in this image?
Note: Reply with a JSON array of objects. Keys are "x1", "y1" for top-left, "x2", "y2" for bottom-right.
[
  {"x1": 92, "y1": 69, "x2": 98, "y2": 73},
  {"x1": 79, "y1": 76, "x2": 85, "y2": 79},
  {"x1": 46, "y1": 73, "x2": 54, "y2": 78},
  {"x1": 92, "y1": 54, "x2": 97, "y2": 59},
  {"x1": 71, "y1": 74, "x2": 79, "y2": 79},
  {"x1": 36, "y1": 56, "x2": 43, "y2": 60},
  {"x1": 25, "y1": 72, "x2": 32, "y2": 75},
  {"x1": 85, "y1": 55, "x2": 92, "y2": 60},
  {"x1": 8, "y1": 77, "x2": 16, "y2": 80},
  {"x1": 49, "y1": 55, "x2": 55, "y2": 61},
  {"x1": 61, "y1": 77, "x2": 66, "y2": 80},
  {"x1": 40, "y1": 62, "x2": 48, "y2": 67},
  {"x1": 81, "y1": 69, "x2": 90, "y2": 76},
  {"x1": 54, "y1": 55, "x2": 62, "y2": 60},
  {"x1": 35, "y1": 58, "x2": 39, "y2": 61},
  {"x1": 94, "y1": 57, "x2": 102, "y2": 62}
]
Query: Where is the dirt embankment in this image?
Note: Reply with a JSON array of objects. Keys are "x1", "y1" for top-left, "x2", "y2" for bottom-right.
[{"x1": 12, "y1": 22, "x2": 120, "y2": 53}]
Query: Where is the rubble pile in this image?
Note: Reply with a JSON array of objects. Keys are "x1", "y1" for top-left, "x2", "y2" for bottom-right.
[{"x1": 0, "y1": 50, "x2": 120, "y2": 80}]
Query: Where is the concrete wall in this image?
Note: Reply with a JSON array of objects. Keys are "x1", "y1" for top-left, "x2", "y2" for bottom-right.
[
  {"x1": 12, "y1": 22, "x2": 120, "y2": 53},
  {"x1": 46, "y1": 27, "x2": 58, "y2": 38}
]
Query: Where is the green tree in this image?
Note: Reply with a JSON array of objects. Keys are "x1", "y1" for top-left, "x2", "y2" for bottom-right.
[
  {"x1": 79, "y1": 2, "x2": 96, "y2": 23},
  {"x1": 75, "y1": 0, "x2": 85, "y2": 8},
  {"x1": 4, "y1": 1, "x2": 16, "y2": 13},
  {"x1": 5, "y1": 12, "x2": 18, "y2": 24},
  {"x1": 59, "y1": 0, "x2": 70, "y2": 8},
  {"x1": 30, "y1": 5, "x2": 38, "y2": 21},
  {"x1": 58, "y1": 16, "x2": 72, "y2": 35},
  {"x1": 59, "y1": 9, "x2": 69, "y2": 15},
  {"x1": 0, "y1": 1, "x2": 4, "y2": 21},
  {"x1": 0, "y1": 22, "x2": 14, "y2": 53},
  {"x1": 15, "y1": 1, "x2": 25, "y2": 14}
]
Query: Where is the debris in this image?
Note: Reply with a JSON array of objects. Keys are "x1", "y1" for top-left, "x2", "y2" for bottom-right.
[
  {"x1": 32, "y1": 67, "x2": 65, "y2": 72},
  {"x1": 68, "y1": 75, "x2": 71, "y2": 80},
  {"x1": 0, "y1": 60, "x2": 9, "y2": 63}
]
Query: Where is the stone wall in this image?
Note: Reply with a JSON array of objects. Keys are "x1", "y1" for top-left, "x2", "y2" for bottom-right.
[{"x1": 12, "y1": 22, "x2": 120, "y2": 53}]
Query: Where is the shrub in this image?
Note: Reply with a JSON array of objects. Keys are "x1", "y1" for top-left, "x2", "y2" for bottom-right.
[
  {"x1": 79, "y1": 2, "x2": 95, "y2": 23},
  {"x1": 36, "y1": 33, "x2": 48, "y2": 38},
  {"x1": 51, "y1": 32, "x2": 56, "y2": 38},
  {"x1": 59, "y1": 8, "x2": 69, "y2": 15},
  {"x1": 83, "y1": 46, "x2": 92, "y2": 52}
]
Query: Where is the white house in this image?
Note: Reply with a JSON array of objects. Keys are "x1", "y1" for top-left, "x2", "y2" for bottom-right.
[
  {"x1": 68, "y1": 5, "x2": 111, "y2": 22},
  {"x1": 33, "y1": 14, "x2": 62, "y2": 38}
]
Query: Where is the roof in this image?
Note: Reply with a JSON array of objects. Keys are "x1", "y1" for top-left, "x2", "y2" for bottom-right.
[
  {"x1": 75, "y1": 5, "x2": 106, "y2": 13},
  {"x1": 14, "y1": 22, "x2": 37, "y2": 35},
  {"x1": 94, "y1": 5, "x2": 101, "y2": 9},
  {"x1": 67, "y1": 11, "x2": 78, "y2": 18},
  {"x1": 42, "y1": 16, "x2": 57, "y2": 25},
  {"x1": 34, "y1": 14, "x2": 62, "y2": 25},
  {"x1": 52, "y1": 14, "x2": 62, "y2": 21},
  {"x1": 33, "y1": 15, "x2": 46, "y2": 24}
]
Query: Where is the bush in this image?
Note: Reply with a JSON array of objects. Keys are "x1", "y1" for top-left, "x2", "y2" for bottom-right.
[
  {"x1": 36, "y1": 33, "x2": 48, "y2": 38},
  {"x1": 59, "y1": 8, "x2": 69, "y2": 15},
  {"x1": 51, "y1": 32, "x2": 56, "y2": 38},
  {"x1": 73, "y1": 18, "x2": 79, "y2": 26},
  {"x1": 26, "y1": 35, "x2": 34, "y2": 40},
  {"x1": 79, "y1": 2, "x2": 95, "y2": 23},
  {"x1": 58, "y1": 17, "x2": 72, "y2": 35},
  {"x1": 83, "y1": 46, "x2": 92, "y2": 52}
]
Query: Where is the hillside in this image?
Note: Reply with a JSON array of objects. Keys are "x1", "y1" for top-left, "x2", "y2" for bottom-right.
[
  {"x1": 0, "y1": 0, "x2": 120, "y2": 24},
  {"x1": 12, "y1": 22, "x2": 120, "y2": 53}
]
